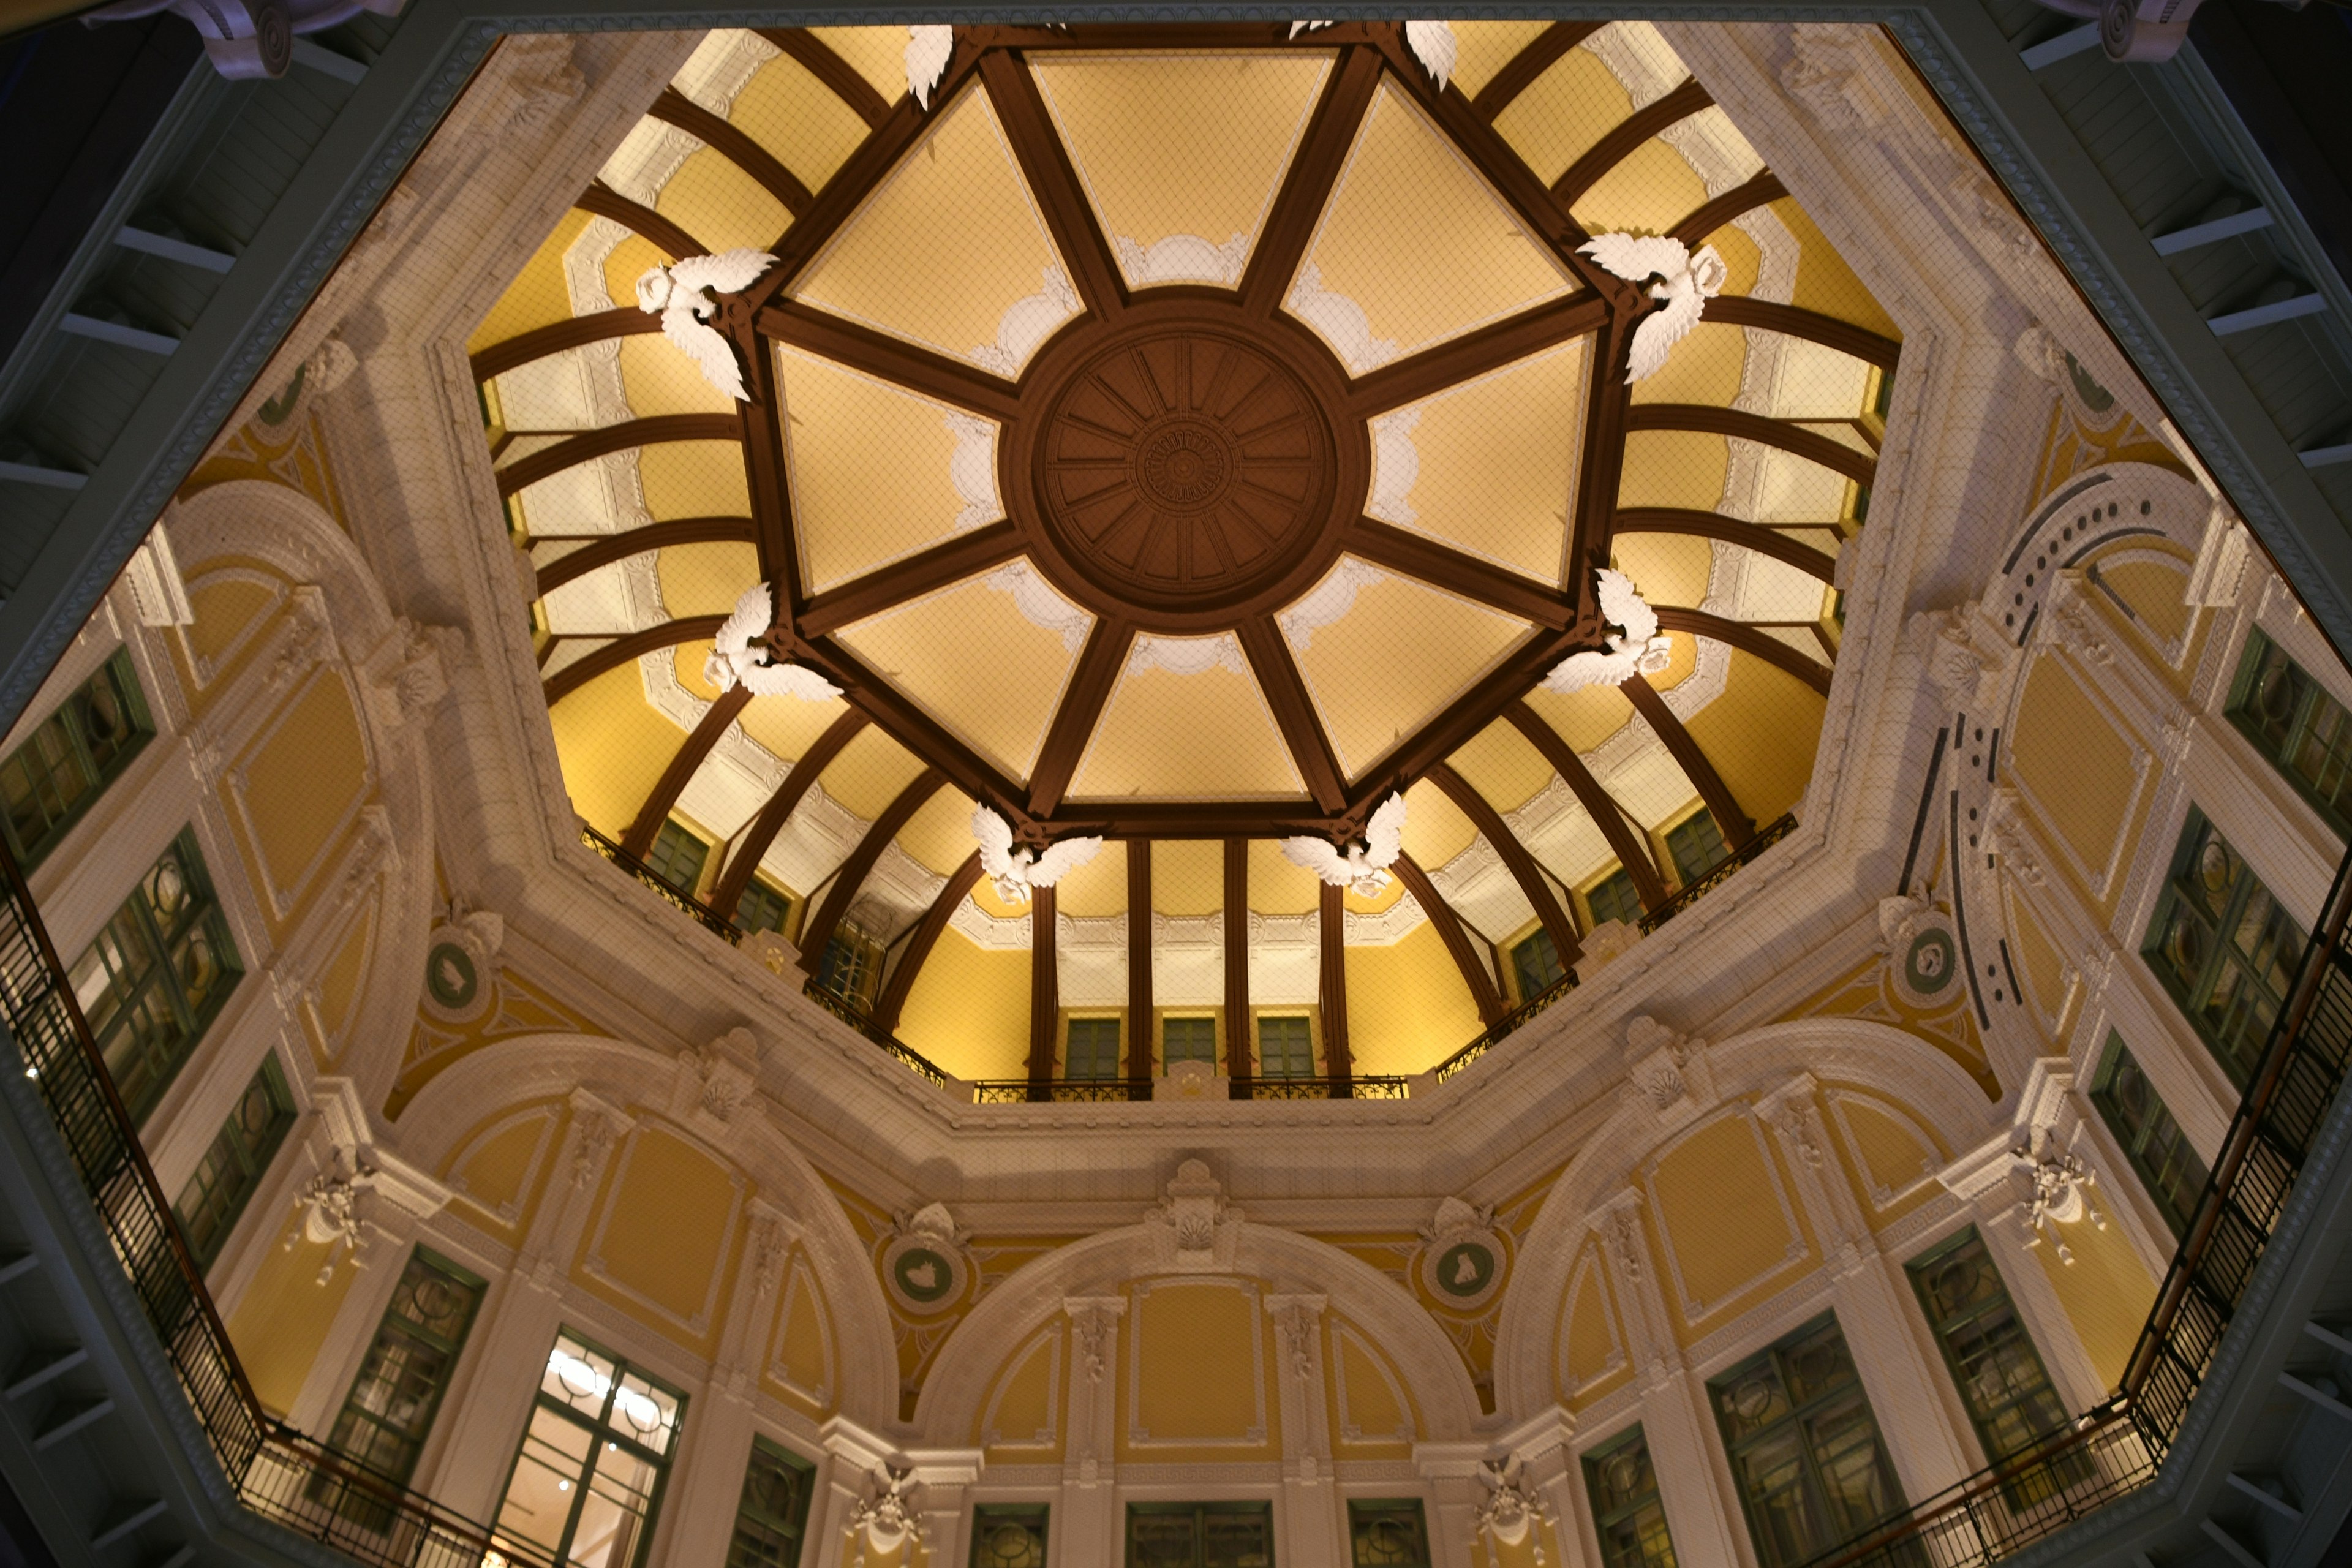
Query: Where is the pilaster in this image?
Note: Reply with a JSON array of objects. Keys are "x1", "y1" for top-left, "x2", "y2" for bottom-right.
[
  {"x1": 1267, "y1": 1293, "x2": 1340, "y2": 1568},
  {"x1": 1058, "y1": 1295, "x2": 1126, "y2": 1567}
]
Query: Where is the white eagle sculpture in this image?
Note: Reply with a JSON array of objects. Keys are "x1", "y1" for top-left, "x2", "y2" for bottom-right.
[
  {"x1": 633, "y1": 250, "x2": 775, "y2": 402},
  {"x1": 1281, "y1": 791, "x2": 1408, "y2": 899},
  {"x1": 907, "y1": 25, "x2": 954, "y2": 108},
  {"x1": 973, "y1": 806, "x2": 1105, "y2": 905},
  {"x1": 1578, "y1": 233, "x2": 1728, "y2": 383},
  {"x1": 1289, "y1": 20, "x2": 1457, "y2": 88},
  {"x1": 1540, "y1": 569, "x2": 1675, "y2": 696},
  {"x1": 703, "y1": 586, "x2": 842, "y2": 701}
]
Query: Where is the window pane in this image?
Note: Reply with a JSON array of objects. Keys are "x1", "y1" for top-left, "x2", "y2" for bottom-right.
[
  {"x1": 498, "y1": 1406, "x2": 595, "y2": 1552},
  {"x1": 2142, "y1": 812, "x2": 2301, "y2": 1086},
  {"x1": 74, "y1": 833, "x2": 242, "y2": 1124},
  {"x1": 2091, "y1": 1035, "x2": 2211, "y2": 1237},
  {"x1": 173, "y1": 1054, "x2": 295, "y2": 1265},
  {"x1": 1667, "y1": 810, "x2": 1728, "y2": 884},
  {"x1": 1512, "y1": 930, "x2": 1566, "y2": 998},
  {"x1": 1257, "y1": 1016, "x2": 1313, "y2": 1078},
  {"x1": 1585, "y1": 1427, "x2": 1678, "y2": 1568},
  {"x1": 970, "y1": 1505, "x2": 1047, "y2": 1568},
  {"x1": 1711, "y1": 1316, "x2": 1904, "y2": 1568},
  {"x1": 501, "y1": 1333, "x2": 687, "y2": 1568},
  {"x1": 1163, "y1": 1016, "x2": 1217, "y2": 1067},
  {"x1": 0, "y1": 652, "x2": 151, "y2": 866},
  {"x1": 644, "y1": 820, "x2": 709, "y2": 892},
  {"x1": 734, "y1": 880, "x2": 791, "y2": 937},
  {"x1": 1349, "y1": 1500, "x2": 1429, "y2": 1566},
  {"x1": 1588, "y1": 868, "x2": 1643, "y2": 928},
  {"x1": 322, "y1": 1251, "x2": 484, "y2": 1495},
  {"x1": 2230, "y1": 631, "x2": 2352, "y2": 832},
  {"x1": 1067, "y1": 1017, "x2": 1122, "y2": 1079}
]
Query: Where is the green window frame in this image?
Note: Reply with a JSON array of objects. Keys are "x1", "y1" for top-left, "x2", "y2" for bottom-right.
[
  {"x1": 1583, "y1": 1424, "x2": 1678, "y2": 1568},
  {"x1": 726, "y1": 1436, "x2": 816, "y2": 1568},
  {"x1": 733, "y1": 878, "x2": 792, "y2": 938},
  {"x1": 1348, "y1": 1499, "x2": 1430, "y2": 1566},
  {"x1": 815, "y1": 926, "x2": 883, "y2": 1009},
  {"x1": 1665, "y1": 809, "x2": 1730, "y2": 885},
  {"x1": 494, "y1": 1330, "x2": 687, "y2": 1568},
  {"x1": 1256, "y1": 1016, "x2": 1314, "y2": 1079},
  {"x1": 0, "y1": 649, "x2": 153, "y2": 869},
  {"x1": 971, "y1": 1503, "x2": 1049, "y2": 1568},
  {"x1": 172, "y1": 1052, "x2": 294, "y2": 1267},
  {"x1": 2090, "y1": 1035, "x2": 2211, "y2": 1238},
  {"x1": 2141, "y1": 810, "x2": 2302, "y2": 1085},
  {"x1": 1905, "y1": 1228, "x2": 2081, "y2": 1499},
  {"x1": 1125, "y1": 1501, "x2": 1274, "y2": 1567},
  {"x1": 1708, "y1": 1314, "x2": 1911, "y2": 1568},
  {"x1": 2227, "y1": 629, "x2": 2352, "y2": 836},
  {"x1": 320, "y1": 1249, "x2": 485, "y2": 1503},
  {"x1": 643, "y1": 819, "x2": 709, "y2": 895},
  {"x1": 1162, "y1": 1016, "x2": 1217, "y2": 1071},
  {"x1": 1066, "y1": 1016, "x2": 1123, "y2": 1080},
  {"x1": 1510, "y1": 928, "x2": 1567, "y2": 1001},
  {"x1": 69, "y1": 829, "x2": 242, "y2": 1125},
  {"x1": 1585, "y1": 867, "x2": 1643, "y2": 929}
]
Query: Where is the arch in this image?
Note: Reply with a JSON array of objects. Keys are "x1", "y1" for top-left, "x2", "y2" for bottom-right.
[{"x1": 395, "y1": 1031, "x2": 902, "y2": 1425}]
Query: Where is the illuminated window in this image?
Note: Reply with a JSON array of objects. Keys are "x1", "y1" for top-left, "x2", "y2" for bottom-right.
[
  {"x1": 494, "y1": 1331, "x2": 686, "y2": 1568},
  {"x1": 1708, "y1": 1315, "x2": 1909, "y2": 1568},
  {"x1": 1907, "y1": 1229, "x2": 2081, "y2": 1500},
  {"x1": 172, "y1": 1053, "x2": 293, "y2": 1266},
  {"x1": 315, "y1": 1250, "x2": 484, "y2": 1521},
  {"x1": 2228, "y1": 630, "x2": 2352, "y2": 836},
  {"x1": 2143, "y1": 810, "x2": 2301, "y2": 1086},
  {"x1": 1066, "y1": 1017, "x2": 1122, "y2": 1080},
  {"x1": 1257, "y1": 1016, "x2": 1314, "y2": 1079},
  {"x1": 971, "y1": 1504, "x2": 1049, "y2": 1567},
  {"x1": 1583, "y1": 1425, "x2": 1678, "y2": 1568},
  {"x1": 0, "y1": 649, "x2": 151, "y2": 869},
  {"x1": 815, "y1": 927, "x2": 883, "y2": 1009},
  {"x1": 643, "y1": 819, "x2": 709, "y2": 894},
  {"x1": 1510, "y1": 929, "x2": 1567, "y2": 1000},
  {"x1": 69, "y1": 830, "x2": 241, "y2": 1123},
  {"x1": 1585, "y1": 867, "x2": 1643, "y2": 929},
  {"x1": 733, "y1": 878, "x2": 791, "y2": 938},
  {"x1": 1125, "y1": 1502, "x2": 1272, "y2": 1567},
  {"x1": 1348, "y1": 1499, "x2": 1430, "y2": 1566},
  {"x1": 726, "y1": 1437, "x2": 815, "y2": 1568},
  {"x1": 2090, "y1": 1035, "x2": 2211, "y2": 1238},
  {"x1": 1665, "y1": 809, "x2": 1729, "y2": 884}
]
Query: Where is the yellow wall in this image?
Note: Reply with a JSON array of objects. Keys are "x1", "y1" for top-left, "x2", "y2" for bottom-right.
[
  {"x1": 1344, "y1": 924, "x2": 1484, "y2": 1075},
  {"x1": 897, "y1": 925, "x2": 1031, "y2": 1081}
]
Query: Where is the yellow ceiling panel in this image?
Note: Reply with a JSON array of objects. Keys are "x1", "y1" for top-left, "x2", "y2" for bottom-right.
[
  {"x1": 657, "y1": 144, "x2": 790, "y2": 256},
  {"x1": 793, "y1": 84, "x2": 1073, "y2": 375},
  {"x1": 1068, "y1": 659, "x2": 1304, "y2": 802},
  {"x1": 972, "y1": 878, "x2": 1030, "y2": 919},
  {"x1": 780, "y1": 347, "x2": 990, "y2": 592},
  {"x1": 897, "y1": 785, "x2": 981, "y2": 878},
  {"x1": 617, "y1": 334, "x2": 734, "y2": 418},
  {"x1": 731, "y1": 51, "x2": 875, "y2": 197},
  {"x1": 656, "y1": 541, "x2": 764, "y2": 616},
  {"x1": 1683, "y1": 649, "x2": 1829, "y2": 827},
  {"x1": 470, "y1": 208, "x2": 595, "y2": 356},
  {"x1": 1711, "y1": 222, "x2": 1763, "y2": 298},
  {"x1": 1648, "y1": 628, "x2": 1700, "y2": 694},
  {"x1": 1374, "y1": 341, "x2": 1588, "y2": 585},
  {"x1": 1054, "y1": 843, "x2": 1127, "y2": 918},
  {"x1": 1343, "y1": 874, "x2": 1406, "y2": 916},
  {"x1": 1291, "y1": 566, "x2": 1533, "y2": 780},
  {"x1": 552, "y1": 662, "x2": 693, "y2": 839},
  {"x1": 807, "y1": 26, "x2": 910, "y2": 108},
  {"x1": 737, "y1": 692, "x2": 851, "y2": 770},
  {"x1": 1772, "y1": 198, "x2": 1902, "y2": 343},
  {"x1": 1446, "y1": 718, "x2": 1555, "y2": 815},
  {"x1": 1570, "y1": 136, "x2": 1708, "y2": 239},
  {"x1": 1248, "y1": 839, "x2": 1319, "y2": 915},
  {"x1": 641, "y1": 440, "x2": 752, "y2": 520},
  {"x1": 603, "y1": 232, "x2": 672, "y2": 312},
  {"x1": 1618, "y1": 429, "x2": 1727, "y2": 513},
  {"x1": 1610, "y1": 533, "x2": 1711, "y2": 611},
  {"x1": 1490, "y1": 47, "x2": 1630, "y2": 187},
  {"x1": 1297, "y1": 82, "x2": 1569, "y2": 366},
  {"x1": 816, "y1": 724, "x2": 930, "y2": 820},
  {"x1": 1400, "y1": 778, "x2": 1476, "y2": 869},
  {"x1": 832, "y1": 573, "x2": 1086, "y2": 783},
  {"x1": 1030, "y1": 52, "x2": 1330, "y2": 291},
  {"x1": 1627, "y1": 321, "x2": 1744, "y2": 409},
  {"x1": 674, "y1": 643, "x2": 722, "y2": 702},
  {"x1": 1520, "y1": 682, "x2": 1630, "y2": 754},
  {"x1": 1152, "y1": 840, "x2": 1225, "y2": 916},
  {"x1": 1446, "y1": 23, "x2": 1556, "y2": 101}
]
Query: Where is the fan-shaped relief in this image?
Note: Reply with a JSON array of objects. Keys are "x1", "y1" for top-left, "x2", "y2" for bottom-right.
[
  {"x1": 1555, "y1": 1241, "x2": 1627, "y2": 1398},
  {"x1": 978, "y1": 1325, "x2": 1061, "y2": 1449},
  {"x1": 1126, "y1": 633, "x2": 1247, "y2": 678},
  {"x1": 1116, "y1": 232, "x2": 1251, "y2": 288},
  {"x1": 1820, "y1": 1087, "x2": 1944, "y2": 1213},
  {"x1": 1331, "y1": 1319, "x2": 1415, "y2": 1445},
  {"x1": 949, "y1": 897, "x2": 1033, "y2": 951},
  {"x1": 767, "y1": 1250, "x2": 837, "y2": 1409},
  {"x1": 1366, "y1": 410, "x2": 1421, "y2": 526},
  {"x1": 945, "y1": 413, "x2": 1004, "y2": 533},
  {"x1": 1278, "y1": 557, "x2": 1387, "y2": 652},
  {"x1": 440, "y1": 1102, "x2": 562, "y2": 1231},
  {"x1": 1286, "y1": 264, "x2": 1397, "y2": 375},
  {"x1": 972, "y1": 265, "x2": 1082, "y2": 377}
]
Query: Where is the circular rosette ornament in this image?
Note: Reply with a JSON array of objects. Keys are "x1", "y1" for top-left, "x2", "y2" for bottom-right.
[
  {"x1": 421, "y1": 902, "x2": 502, "y2": 1025},
  {"x1": 1417, "y1": 1196, "x2": 1508, "y2": 1313},
  {"x1": 880, "y1": 1202, "x2": 971, "y2": 1316},
  {"x1": 1879, "y1": 894, "x2": 1962, "y2": 1010}
]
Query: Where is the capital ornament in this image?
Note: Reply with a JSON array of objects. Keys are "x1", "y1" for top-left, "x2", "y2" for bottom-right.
[
  {"x1": 1475, "y1": 1454, "x2": 1550, "y2": 1561},
  {"x1": 845, "y1": 1464, "x2": 923, "y2": 1568}
]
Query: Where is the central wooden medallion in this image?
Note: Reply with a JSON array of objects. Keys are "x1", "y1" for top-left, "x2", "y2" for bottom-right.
[{"x1": 1008, "y1": 301, "x2": 1368, "y2": 633}]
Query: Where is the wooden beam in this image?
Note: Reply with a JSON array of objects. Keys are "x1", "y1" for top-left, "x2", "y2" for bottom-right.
[
  {"x1": 798, "y1": 767, "x2": 948, "y2": 974},
  {"x1": 709, "y1": 708, "x2": 869, "y2": 919},
  {"x1": 1237, "y1": 617, "x2": 1348, "y2": 813},
  {"x1": 1471, "y1": 22, "x2": 1600, "y2": 119},
  {"x1": 1319, "y1": 881, "x2": 1352, "y2": 1082},
  {"x1": 733, "y1": 309, "x2": 799, "y2": 608},
  {"x1": 1349, "y1": 520, "x2": 1572, "y2": 628},
  {"x1": 647, "y1": 88, "x2": 812, "y2": 216},
  {"x1": 978, "y1": 51, "x2": 1125, "y2": 318},
  {"x1": 756, "y1": 29, "x2": 892, "y2": 126},
  {"x1": 1553, "y1": 77, "x2": 1712, "y2": 206},
  {"x1": 1623, "y1": 673, "x2": 1753, "y2": 847},
  {"x1": 1128, "y1": 840, "x2": 1154, "y2": 1082},
  {"x1": 1504, "y1": 701, "x2": 1668, "y2": 909},
  {"x1": 1426, "y1": 761, "x2": 1579, "y2": 965},
  {"x1": 1612, "y1": 508, "x2": 1838, "y2": 582},
  {"x1": 794, "y1": 635, "x2": 1033, "y2": 826},
  {"x1": 495, "y1": 413, "x2": 742, "y2": 497},
  {"x1": 1653, "y1": 608, "x2": 1836, "y2": 696},
  {"x1": 577, "y1": 179, "x2": 706, "y2": 263},
  {"x1": 1702, "y1": 294, "x2": 1900, "y2": 372},
  {"x1": 760, "y1": 300, "x2": 1023, "y2": 421},
  {"x1": 543, "y1": 616, "x2": 728, "y2": 707},
  {"x1": 621, "y1": 687, "x2": 752, "y2": 858},
  {"x1": 533, "y1": 517, "x2": 759, "y2": 596},
  {"x1": 1027, "y1": 883, "x2": 1060, "y2": 1091},
  {"x1": 1671, "y1": 170, "x2": 1787, "y2": 250},
  {"x1": 797, "y1": 522, "x2": 1025, "y2": 637},
  {"x1": 1346, "y1": 292, "x2": 1609, "y2": 418},
  {"x1": 1028, "y1": 619, "x2": 1130, "y2": 815},
  {"x1": 872, "y1": 851, "x2": 982, "y2": 1032},
  {"x1": 1240, "y1": 47, "x2": 1384, "y2": 316},
  {"x1": 1624, "y1": 403, "x2": 1876, "y2": 486},
  {"x1": 1225, "y1": 839, "x2": 1251, "y2": 1085},
  {"x1": 1392, "y1": 853, "x2": 1504, "y2": 1025},
  {"x1": 470, "y1": 306, "x2": 659, "y2": 383}
]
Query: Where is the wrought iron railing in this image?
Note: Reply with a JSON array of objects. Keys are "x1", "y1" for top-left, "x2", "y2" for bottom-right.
[
  {"x1": 578, "y1": 823, "x2": 741, "y2": 944},
  {"x1": 0, "y1": 840, "x2": 556, "y2": 1568},
  {"x1": 971, "y1": 1078, "x2": 1154, "y2": 1104},
  {"x1": 799, "y1": 980, "x2": 952, "y2": 1089},
  {"x1": 1638, "y1": 811, "x2": 1799, "y2": 934},
  {"x1": 1240, "y1": 1074, "x2": 1409, "y2": 1100},
  {"x1": 1801, "y1": 842, "x2": 2352, "y2": 1568},
  {"x1": 1432, "y1": 970, "x2": 1580, "y2": 1085}
]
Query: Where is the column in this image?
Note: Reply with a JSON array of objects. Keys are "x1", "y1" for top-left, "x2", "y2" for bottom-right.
[
  {"x1": 1060, "y1": 1295, "x2": 1127, "y2": 1566},
  {"x1": 1266, "y1": 1294, "x2": 1342, "y2": 1568},
  {"x1": 657, "y1": 1200, "x2": 795, "y2": 1568}
]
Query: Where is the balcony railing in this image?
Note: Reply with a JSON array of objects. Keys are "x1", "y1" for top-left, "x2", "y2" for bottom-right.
[
  {"x1": 1800, "y1": 840, "x2": 2352, "y2": 1568},
  {"x1": 968, "y1": 1074, "x2": 1411, "y2": 1103},
  {"x1": 578, "y1": 823, "x2": 742, "y2": 944},
  {"x1": 798, "y1": 980, "x2": 953, "y2": 1089},
  {"x1": 1638, "y1": 811, "x2": 1798, "y2": 934},
  {"x1": 0, "y1": 839, "x2": 556, "y2": 1568}
]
